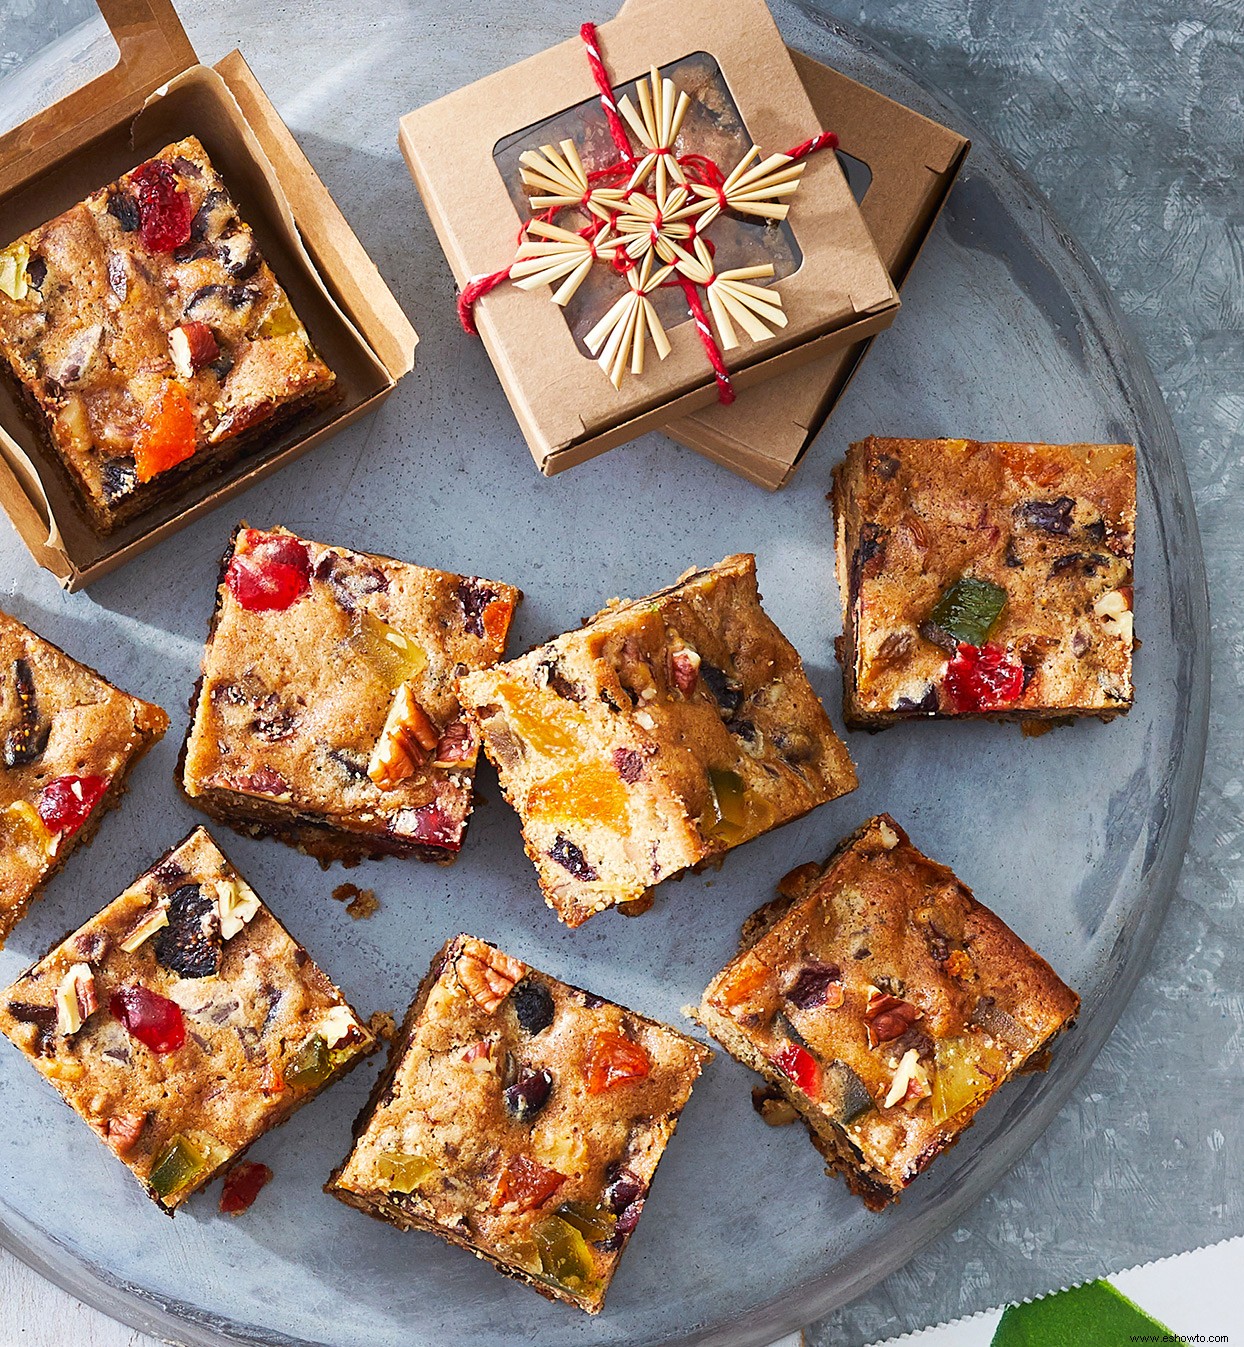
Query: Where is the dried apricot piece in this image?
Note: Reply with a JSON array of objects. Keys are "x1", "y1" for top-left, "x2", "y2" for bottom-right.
[
  {"x1": 134, "y1": 382, "x2": 196, "y2": 482},
  {"x1": 490, "y1": 1155, "x2": 566, "y2": 1213},
  {"x1": 585, "y1": 1031, "x2": 650, "y2": 1094}
]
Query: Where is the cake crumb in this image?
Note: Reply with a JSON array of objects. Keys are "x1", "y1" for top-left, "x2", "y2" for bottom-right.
[
  {"x1": 368, "y1": 1011, "x2": 397, "y2": 1043},
  {"x1": 330, "y1": 883, "x2": 380, "y2": 920}
]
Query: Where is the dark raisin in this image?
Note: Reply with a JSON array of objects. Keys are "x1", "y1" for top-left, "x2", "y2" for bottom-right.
[
  {"x1": 1071, "y1": 630, "x2": 1091, "y2": 657},
  {"x1": 1021, "y1": 663, "x2": 1037, "y2": 691},
  {"x1": 599, "y1": 688, "x2": 623, "y2": 713},
  {"x1": 613, "y1": 747, "x2": 645, "y2": 782},
  {"x1": 600, "y1": 1165, "x2": 646, "y2": 1249},
  {"x1": 100, "y1": 456, "x2": 138, "y2": 504},
  {"x1": 895, "y1": 684, "x2": 940, "y2": 714},
  {"x1": 1004, "y1": 539, "x2": 1023, "y2": 568},
  {"x1": 25, "y1": 255, "x2": 47, "y2": 290},
  {"x1": 456, "y1": 579, "x2": 499, "y2": 637},
  {"x1": 189, "y1": 190, "x2": 226, "y2": 241},
  {"x1": 872, "y1": 453, "x2": 900, "y2": 479},
  {"x1": 785, "y1": 962, "x2": 843, "y2": 1010},
  {"x1": 7, "y1": 1000, "x2": 57, "y2": 1053},
  {"x1": 171, "y1": 155, "x2": 203, "y2": 179},
  {"x1": 549, "y1": 834, "x2": 598, "y2": 881},
  {"x1": 308, "y1": 552, "x2": 385, "y2": 611},
  {"x1": 730, "y1": 718, "x2": 759, "y2": 745},
  {"x1": 224, "y1": 243, "x2": 262, "y2": 280},
  {"x1": 209, "y1": 349, "x2": 235, "y2": 380},
  {"x1": 503, "y1": 1066, "x2": 553, "y2": 1122},
  {"x1": 153, "y1": 884, "x2": 222, "y2": 979},
  {"x1": 1015, "y1": 496, "x2": 1075, "y2": 535},
  {"x1": 700, "y1": 662, "x2": 742, "y2": 717},
  {"x1": 184, "y1": 283, "x2": 231, "y2": 315},
  {"x1": 106, "y1": 190, "x2": 140, "y2": 232},
  {"x1": 3, "y1": 658, "x2": 48, "y2": 768},
  {"x1": 1050, "y1": 551, "x2": 1110, "y2": 578},
  {"x1": 511, "y1": 979, "x2": 555, "y2": 1036},
  {"x1": 229, "y1": 285, "x2": 262, "y2": 309},
  {"x1": 1085, "y1": 519, "x2": 1107, "y2": 543},
  {"x1": 538, "y1": 658, "x2": 583, "y2": 702},
  {"x1": 251, "y1": 696, "x2": 299, "y2": 743}
]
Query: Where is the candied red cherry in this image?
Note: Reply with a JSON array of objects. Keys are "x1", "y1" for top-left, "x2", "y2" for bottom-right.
[
  {"x1": 490, "y1": 1154, "x2": 566, "y2": 1213},
  {"x1": 226, "y1": 531, "x2": 312, "y2": 612},
  {"x1": 944, "y1": 641, "x2": 1024, "y2": 713},
  {"x1": 770, "y1": 1042, "x2": 820, "y2": 1099},
  {"x1": 405, "y1": 800, "x2": 464, "y2": 851},
  {"x1": 36, "y1": 774, "x2": 108, "y2": 838},
  {"x1": 130, "y1": 161, "x2": 193, "y2": 252},
  {"x1": 219, "y1": 1161, "x2": 273, "y2": 1215},
  {"x1": 110, "y1": 984, "x2": 186, "y2": 1054}
]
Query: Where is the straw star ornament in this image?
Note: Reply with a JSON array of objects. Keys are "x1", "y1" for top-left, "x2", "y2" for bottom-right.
[{"x1": 458, "y1": 28, "x2": 840, "y2": 402}]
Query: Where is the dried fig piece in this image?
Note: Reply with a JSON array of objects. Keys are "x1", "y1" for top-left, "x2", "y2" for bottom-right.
[
  {"x1": 153, "y1": 884, "x2": 222, "y2": 979},
  {"x1": 4, "y1": 658, "x2": 49, "y2": 768}
]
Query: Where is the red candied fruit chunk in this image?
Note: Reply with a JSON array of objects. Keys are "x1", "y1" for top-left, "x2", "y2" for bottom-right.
[
  {"x1": 36, "y1": 775, "x2": 108, "y2": 838},
  {"x1": 110, "y1": 984, "x2": 186, "y2": 1054},
  {"x1": 405, "y1": 800, "x2": 464, "y2": 851},
  {"x1": 130, "y1": 160, "x2": 194, "y2": 252},
  {"x1": 134, "y1": 382, "x2": 197, "y2": 483},
  {"x1": 944, "y1": 641, "x2": 1025, "y2": 714},
  {"x1": 219, "y1": 1161, "x2": 273, "y2": 1215},
  {"x1": 771, "y1": 1043, "x2": 821, "y2": 1099},
  {"x1": 226, "y1": 531, "x2": 312, "y2": 613},
  {"x1": 490, "y1": 1155, "x2": 566, "y2": 1214},
  {"x1": 585, "y1": 1031, "x2": 651, "y2": 1095}
]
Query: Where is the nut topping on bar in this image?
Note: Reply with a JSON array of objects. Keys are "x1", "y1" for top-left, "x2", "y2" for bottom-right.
[{"x1": 455, "y1": 938, "x2": 526, "y2": 1012}]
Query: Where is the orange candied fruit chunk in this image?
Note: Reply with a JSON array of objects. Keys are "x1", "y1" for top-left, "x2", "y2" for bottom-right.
[
  {"x1": 481, "y1": 595, "x2": 514, "y2": 645},
  {"x1": 526, "y1": 763, "x2": 629, "y2": 828},
  {"x1": 502, "y1": 683, "x2": 584, "y2": 758},
  {"x1": 134, "y1": 381, "x2": 197, "y2": 482},
  {"x1": 716, "y1": 957, "x2": 770, "y2": 1013},
  {"x1": 585, "y1": 1030, "x2": 651, "y2": 1095},
  {"x1": 490, "y1": 1154, "x2": 567, "y2": 1214}
]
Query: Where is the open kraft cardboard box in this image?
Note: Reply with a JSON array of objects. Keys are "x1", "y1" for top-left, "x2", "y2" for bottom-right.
[
  {"x1": 0, "y1": 0, "x2": 417, "y2": 591},
  {"x1": 399, "y1": 0, "x2": 901, "y2": 479},
  {"x1": 665, "y1": 49, "x2": 970, "y2": 489}
]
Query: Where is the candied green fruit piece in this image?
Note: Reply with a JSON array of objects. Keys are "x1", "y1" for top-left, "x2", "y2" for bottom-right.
[
  {"x1": 346, "y1": 611, "x2": 428, "y2": 690},
  {"x1": 377, "y1": 1152, "x2": 437, "y2": 1194},
  {"x1": 286, "y1": 1033, "x2": 332, "y2": 1089},
  {"x1": 148, "y1": 1134, "x2": 207, "y2": 1200},
  {"x1": 533, "y1": 1214, "x2": 600, "y2": 1293},
  {"x1": 923, "y1": 577, "x2": 1007, "y2": 649},
  {"x1": 931, "y1": 1034, "x2": 1009, "y2": 1125},
  {"x1": 557, "y1": 1199, "x2": 617, "y2": 1242},
  {"x1": 706, "y1": 768, "x2": 747, "y2": 844}
]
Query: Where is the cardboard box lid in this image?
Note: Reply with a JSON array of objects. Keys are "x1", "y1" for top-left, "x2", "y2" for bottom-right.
[
  {"x1": 400, "y1": 0, "x2": 898, "y2": 469},
  {"x1": 0, "y1": 0, "x2": 196, "y2": 198},
  {"x1": 664, "y1": 46, "x2": 969, "y2": 488}
]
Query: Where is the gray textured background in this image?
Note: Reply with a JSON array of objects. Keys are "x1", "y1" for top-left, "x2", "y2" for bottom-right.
[
  {"x1": 809, "y1": 2, "x2": 1244, "y2": 1341},
  {"x1": 0, "y1": 1, "x2": 1240, "y2": 1343}
]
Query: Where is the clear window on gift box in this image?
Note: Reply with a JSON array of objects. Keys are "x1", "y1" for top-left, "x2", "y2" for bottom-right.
[
  {"x1": 0, "y1": 0, "x2": 121, "y2": 137},
  {"x1": 494, "y1": 52, "x2": 814, "y2": 354}
]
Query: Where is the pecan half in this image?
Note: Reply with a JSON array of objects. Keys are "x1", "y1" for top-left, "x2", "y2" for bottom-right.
[
  {"x1": 454, "y1": 939, "x2": 526, "y2": 1013},
  {"x1": 864, "y1": 990, "x2": 922, "y2": 1047},
  {"x1": 369, "y1": 683, "x2": 440, "y2": 789}
]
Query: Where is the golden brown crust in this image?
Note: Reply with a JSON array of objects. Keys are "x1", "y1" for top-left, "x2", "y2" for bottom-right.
[
  {"x1": 458, "y1": 555, "x2": 857, "y2": 926},
  {"x1": 833, "y1": 437, "x2": 1136, "y2": 727},
  {"x1": 0, "y1": 827, "x2": 376, "y2": 1211},
  {"x1": 0, "y1": 611, "x2": 169, "y2": 944},
  {"x1": 0, "y1": 137, "x2": 335, "y2": 532},
  {"x1": 697, "y1": 814, "x2": 1079, "y2": 1205},
  {"x1": 329, "y1": 934, "x2": 711, "y2": 1314},
  {"x1": 181, "y1": 525, "x2": 520, "y2": 863}
]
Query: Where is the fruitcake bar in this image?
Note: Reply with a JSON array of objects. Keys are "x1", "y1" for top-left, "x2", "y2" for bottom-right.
[
  {"x1": 0, "y1": 610, "x2": 167, "y2": 945},
  {"x1": 180, "y1": 525, "x2": 520, "y2": 865},
  {"x1": 695, "y1": 815, "x2": 1078, "y2": 1209},
  {"x1": 457, "y1": 554, "x2": 857, "y2": 927},
  {"x1": 329, "y1": 934, "x2": 711, "y2": 1314},
  {"x1": 0, "y1": 136, "x2": 335, "y2": 533},
  {"x1": 0, "y1": 827, "x2": 376, "y2": 1212},
  {"x1": 832, "y1": 436, "x2": 1136, "y2": 727}
]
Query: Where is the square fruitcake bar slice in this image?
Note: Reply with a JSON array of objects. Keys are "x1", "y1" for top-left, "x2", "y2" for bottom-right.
[
  {"x1": 456, "y1": 554, "x2": 857, "y2": 927},
  {"x1": 328, "y1": 934, "x2": 711, "y2": 1314},
  {"x1": 0, "y1": 827, "x2": 376, "y2": 1212},
  {"x1": 0, "y1": 610, "x2": 168, "y2": 945},
  {"x1": 832, "y1": 436, "x2": 1136, "y2": 727},
  {"x1": 0, "y1": 136, "x2": 336, "y2": 533},
  {"x1": 695, "y1": 815, "x2": 1079, "y2": 1209},
  {"x1": 180, "y1": 525, "x2": 520, "y2": 865}
]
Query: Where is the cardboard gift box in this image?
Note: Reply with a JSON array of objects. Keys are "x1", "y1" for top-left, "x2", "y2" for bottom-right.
[
  {"x1": 0, "y1": 0, "x2": 417, "y2": 591},
  {"x1": 400, "y1": 0, "x2": 900, "y2": 478},
  {"x1": 666, "y1": 50, "x2": 969, "y2": 489}
]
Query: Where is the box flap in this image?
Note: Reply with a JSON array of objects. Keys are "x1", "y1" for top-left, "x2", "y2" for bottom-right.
[
  {"x1": 215, "y1": 51, "x2": 417, "y2": 381},
  {"x1": 0, "y1": 0, "x2": 196, "y2": 199}
]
